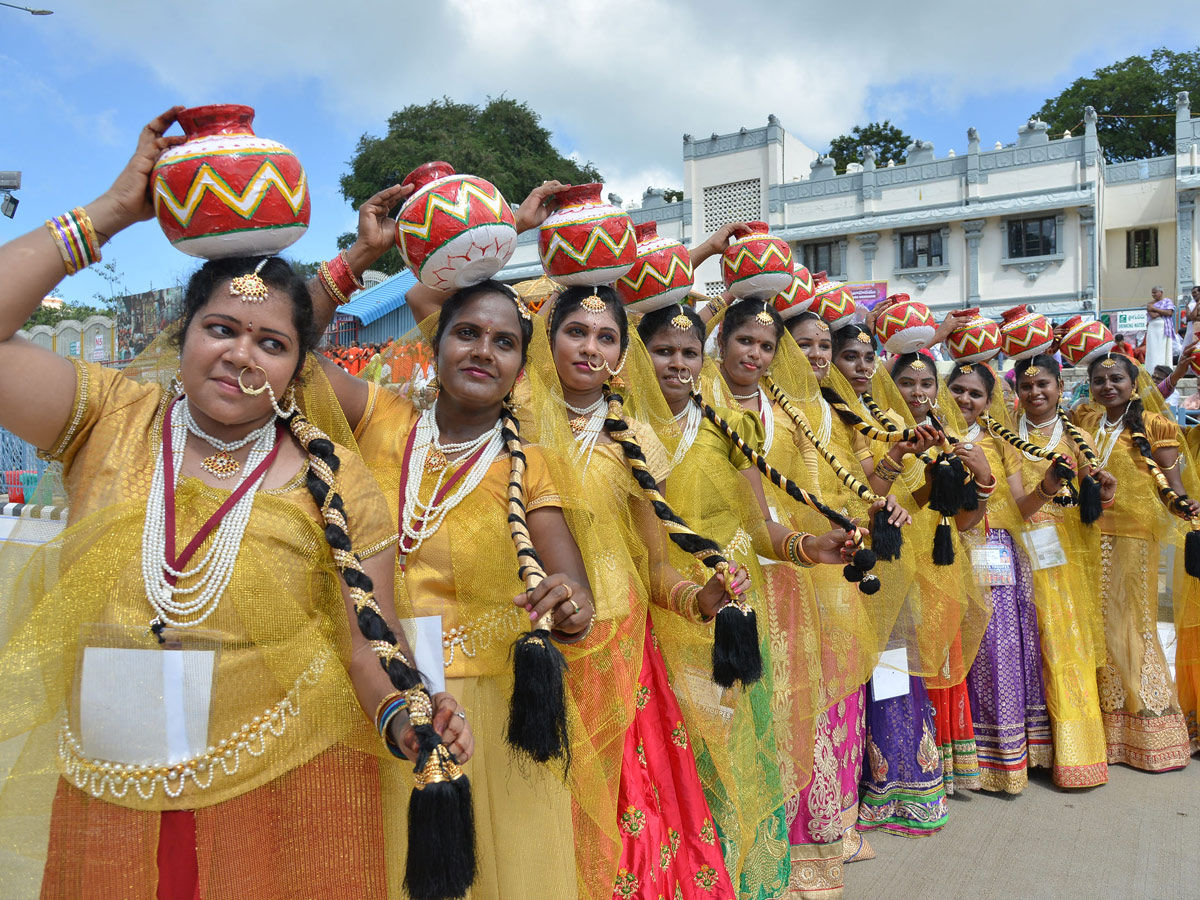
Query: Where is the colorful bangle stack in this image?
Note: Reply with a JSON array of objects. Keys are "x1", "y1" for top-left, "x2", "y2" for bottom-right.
[
  {"x1": 1101, "y1": 494, "x2": 1116, "y2": 509},
  {"x1": 785, "y1": 531, "x2": 816, "y2": 568},
  {"x1": 667, "y1": 580, "x2": 708, "y2": 624},
  {"x1": 319, "y1": 250, "x2": 366, "y2": 305},
  {"x1": 975, "y1": 475, "x2": 997, "y2": 501},
  {"x1": 375, "y1": 690, "x2": 409, "y2": 759},
  {"x1": 874, "y1": 455, "x2": 903, "y2": 484},
  {"x1": 45, "y1": 207, "x2": 102, "y2": 276}
]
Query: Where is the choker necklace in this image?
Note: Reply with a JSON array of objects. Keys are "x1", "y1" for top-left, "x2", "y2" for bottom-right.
[
  {"x1": 565, "y1": 396, "x2": 606, "y2": 436},
  {"x1": 566, "y1": 396, "x2": 607, "y2": 472},
  {"x1": 1018, "y1": 411, "x2": 1063, "y2": 461},
  {"x1": 179, "y1": 399, "x2": 275, "y2": 479},
  {"x1": 729, "y1": 389, "x2": 760, "y2": 401}
]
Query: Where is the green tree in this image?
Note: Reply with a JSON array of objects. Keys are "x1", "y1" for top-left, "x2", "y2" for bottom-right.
[
  {"x1": 1035, "y1": 47, "x2": 1200, "y2": 162},
  {"x1": 24, "y1": 301, "x2": 110, "y2": 329},
  {"x1": 662, "y1": 189, "x2": 684, "y2": 203},
  {"x1": 339, "y1": 96, "x2": 603, "y2": 274},
  {"x1": 827, "y1": 121, "x2": 911, "y2": 174}
]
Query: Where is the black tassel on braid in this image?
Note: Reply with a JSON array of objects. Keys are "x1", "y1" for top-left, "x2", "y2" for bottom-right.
[
  {"x1": 602, "y1": 387, "x2": 762, "y2": 687},
  {"x1": 498, "y1": 406, "x2": 572, "y2": 769},
  {"x1": 1054, "y1": 406, "x2": 1102, "y2": 523},
  {"x1": 689, "y1": 392, "x2": 881, "y2": 594},
  {"x1": 979, "y1": 412, "x2": 1082, "y2": 513},
  {"x1": 289, "y1": 412, "x2": 475, "y2": 900},
  {"x1": 764, "y1": 377, "x2": 903, "y2": 561}
]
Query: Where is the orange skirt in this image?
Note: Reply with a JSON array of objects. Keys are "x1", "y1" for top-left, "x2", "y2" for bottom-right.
[{"x1": 39, "y1": 746, "x2": 387, "y2": 900}]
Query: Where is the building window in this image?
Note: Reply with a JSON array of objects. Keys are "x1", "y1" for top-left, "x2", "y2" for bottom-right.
[
  {"x1": 1126, "y1": 228, "x2": 1158, "y2": 268},
  {"x1": 703, "y1": 179, "x2": 762, "y2": 232},
  {"x1": 899, "y1": 230, "x2": 944, "y2": 269},
  {"x1": 803, "y1": 242, "x2": 841, "y2": 277},
  {"x1": 1006, "y1": 216, "x2": 1057, "y2": 258}
]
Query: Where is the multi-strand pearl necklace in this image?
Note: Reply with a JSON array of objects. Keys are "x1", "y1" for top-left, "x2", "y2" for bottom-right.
[
  {"x1": 964, "y1": 422, "x2": 982, "y2": 444},
  {"x1": 814, "y1": 396, "x2": 833, "y2": 448},
  {"x1": 672, "y1": 401, "x2": 703, "y2": 466},
  {"x1": 567, "y1": 396, "x2": 607, "y2": 473},
  {"x1": 1018, "y1": 412, "x2": 1063, "y2": 461},
  {"x1": 141, "y1": 399, "x2": 277, "y2": 629},
  {"x1": 1093, "y1": 408, "x2": 1127, "y2": 470},
  {"x1": 400, "y1": 401, "x2": 504, "y2": 556}
]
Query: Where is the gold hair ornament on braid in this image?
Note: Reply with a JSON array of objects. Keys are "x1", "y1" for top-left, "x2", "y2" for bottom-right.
[
  {"x1": 687, "y1": 391, "x2": 881, "y2": 591},
  {"x1": 763, "y1": 376, "x2": 904, "y2": 559}
]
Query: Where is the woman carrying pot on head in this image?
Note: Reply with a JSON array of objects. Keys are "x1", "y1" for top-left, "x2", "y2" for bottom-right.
[
  {"x1": 639, "y1": 299, "x2": 887, "y2": 899},
  {"x1": 1073, "y1": 351, "x2": 1196, "y2": 772},
  {"x1": 0, "y1": 110, "x2": 473, "y2": 900}
]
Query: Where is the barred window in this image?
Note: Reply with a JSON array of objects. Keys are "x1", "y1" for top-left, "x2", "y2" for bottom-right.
[
  {"x1": 802, "y1": 242, "x2": 841, "y2": 277},
  {"x1": 1007, "y1": 216, "x2": 1057, "y2": 258},
  {"x1": 899, "y1": 230, "x2": 943, "y2": 269},
  {"x1": 1126, "y1": 228, "x2": 1158, "y2": 268},
  {"x1": 703, "y1": 179, "x2": 762, "y2": 232}
]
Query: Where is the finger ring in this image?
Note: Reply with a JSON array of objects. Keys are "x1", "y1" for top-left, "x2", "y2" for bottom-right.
[
  {"x1": 570, "y1": 599, "x2": 581, "y2": 615},
  {"x1": 562, "y1": 583, "x2": 574, "y2": 601},
  {"x1": 962, "y1": 443, "x2": 973, "y2": 451},
  {"x1": 455, "y1": 711, "x2": 467, "y2": 721}
]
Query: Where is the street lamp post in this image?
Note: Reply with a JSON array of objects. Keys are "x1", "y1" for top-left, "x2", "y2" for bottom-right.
[{"x1": 0, "y1": 2, "x2": 54, "y2": 13}]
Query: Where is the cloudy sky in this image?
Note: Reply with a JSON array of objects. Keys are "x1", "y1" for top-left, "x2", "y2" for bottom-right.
[{"x1": 3, "y1": 0, "x2": 1199, "y2": 303}]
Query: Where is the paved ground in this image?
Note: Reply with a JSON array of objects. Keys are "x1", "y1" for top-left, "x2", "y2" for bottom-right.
[{"x1": 845, "y1": 758, "x2": 1200, "y2": 900}]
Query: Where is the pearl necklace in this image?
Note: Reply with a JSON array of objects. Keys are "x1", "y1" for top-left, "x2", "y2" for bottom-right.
[
  {"x1": 400, "y1": 402, "x2": 504, "y2": 555},
  {"x1": 758, "y1": 390, "x2": 775, "y2": 455},
  {"x1": 965, "y1": 423, "x2": 981, "y2": 444},
  {"x1": 1018, "y1": 413, "x2": 1063, "y2": 462},
  {"x1": 180, "y1": 400, "x2": 275, "y2": 479},
  {"x1": 141, "y1": 398, "x2": 276, "y2": 629},
  {"x1": 814, "y1": 396, "x2": 833, "y2": 448},
  {"x1": 566, "y1": 396, "x2": 607, "y2": 473},
  {"x1": 424, "y1": 403, "x2": 500, "y2": 473},
  {"x1": 672, "y1": 402, "x2": 703, "y2": 466},
  {"x1": 1093, "y1": 411, "x2": 1127, "y2": 470}
]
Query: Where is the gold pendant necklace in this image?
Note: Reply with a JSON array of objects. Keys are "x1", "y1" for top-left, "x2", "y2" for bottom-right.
[
  {"x1": 201, "y1": 450, "x2": 241, "y2": 479},
  {"x1": 425, "y1": 446, "x2": 448, "y2": 472}
]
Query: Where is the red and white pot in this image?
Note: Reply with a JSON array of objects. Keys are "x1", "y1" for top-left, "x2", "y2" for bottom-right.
[
  {"x1": 873, "y1": 293, "x2": 937, "y2": 354},
  {"x1": 720, "y1": 221, "x2": 793, "y2": 300},
  {"x1": 1058, "y1": 316, "x2": 1115, "y2": 367},
  {"x1": 539, "y1": 183, "x2": 636, "y2": 286},
  {"x1": 773, "y1": 264, "x2": 817, "y2": 320},
  {"x1": 999, "y1": 305, "x2": 1055, "y2": 360},
  {"x1": 945, "y1": 309, "x2": 1002, "y2": 364},
  {"x1": 810, "y1": 272, "x2": 857, "y2": 329},
  {"x1": 614, "y1": 221, "x2": 694, "y2": 312},
  {"x1": 395, "y1": 161, "x2": 518, "y2": 290},
  {"x1": 152, "y1": 104, "x2": 311, "y2": 258}
]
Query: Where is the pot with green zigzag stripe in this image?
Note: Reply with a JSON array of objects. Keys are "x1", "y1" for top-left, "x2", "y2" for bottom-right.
[
  {"x1": 538, "y1": 183, "x2": 636, "y2": 286},
  {"x1": 720, "y1": 220, "x2": 793, "y2": 300},
  {"x1": 614, "y1": 220, "x2": 694, "y2": 312},
  {"x1": 396, "y1": 161, "x2": 518, "y2": 290},
  {"x1": 151, "y1": 105, "x2": 310, "y2": 259}
]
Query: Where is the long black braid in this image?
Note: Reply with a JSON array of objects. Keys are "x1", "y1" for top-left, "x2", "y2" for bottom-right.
[{"x1": 289, "y1": 412, "x2": 475, "y2": 900}]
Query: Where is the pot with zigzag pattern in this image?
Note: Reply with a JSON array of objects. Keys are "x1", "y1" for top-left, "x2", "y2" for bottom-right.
[
  {"x1": 396, "y1": 161, "x2": 518, "y2": 290},
  {"x1": 539, "y1": 183, "x2": 636, "y2": 286},
  {"x1": 615, "y1": 221, "x2": 694, "y2": 312},
  {"x1": 152, "y1": 105, "x2": 310, "y2": 259},
  {"x1": 720, "y1": 221, "x2": 793, "y2": 300}
]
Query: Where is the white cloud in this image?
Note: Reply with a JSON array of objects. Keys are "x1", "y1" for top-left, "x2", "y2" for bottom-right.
[{"x1": 55, "y1": 0, "x2": 1200, "y2": 192}]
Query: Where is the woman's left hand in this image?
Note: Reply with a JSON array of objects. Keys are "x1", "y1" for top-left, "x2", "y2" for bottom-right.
[
  {"x1": 868, "y1": 494, "x2": 912, "y2": 527},
  {"x1": 514, "y1": 572, "x2": 593, "y2": 635},
  {"x1": 1094, "y1": 467, "x2": 1117, "y2": 503},
  {"x1": 91, "y1": 106, "x2": 188, "y2": 233},
  {"x1": 431, "y1": 691, "x2": 475, "y2": 762},
  {"x1": 697, "y1": 562, "x2": 750, "y2": 618},
  {"x1": 802, "y1": 528, "x2": 867, "y2": 566},
  {"x1": 953, "y1": 439, "x2": 991, "y2": 481}
]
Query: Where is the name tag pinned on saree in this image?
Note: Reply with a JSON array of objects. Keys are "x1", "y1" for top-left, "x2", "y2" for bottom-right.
[
  {"x1": 971, "y1": 541, "x2": 1016, "y2": 586},
  {"x1": 1022, "y1": 524, "x2": 1066, "y2": 570},
  {"x1": 870, "y1": 647, "x2": 910, "y2": 702},
  {"x1": 79, "y1": 645, "x2": 215, "y2": 766}
]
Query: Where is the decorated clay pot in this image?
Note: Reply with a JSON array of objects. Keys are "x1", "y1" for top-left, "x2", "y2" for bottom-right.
[
  {"x1": 615, "y1": 221, "x2": 694, "y2": 312},
  {"x1": 152, "y1": 104, "x2": 310, "y2": 258},
  {"x1": 539, "y1": 184, "x2": 636, "y2": 286},
  {"x1": 395, "y1": 161, "x2": 518, "y2": 290},
  {"x1": 1058, "y1": 316, "x2": 1115, "y2": 367},
  {"x1": 946, "y1": 309, "x2": 1002, "y2": 364},
  {"x1": 809, "y1": 272, "x2": 857, "y2": 330},
  {"x1": 773, "y1": 264, "x2": 817, "y2": 320},
  {"x1": 999, "y1": 305, "x2": 1055, "y2": 360},
  {"x1": 720, "y1": 221, "x2": 794, "y2": 300},
  {"x1": 873, "y1": 293, "x2": 937, "y2": 354}
]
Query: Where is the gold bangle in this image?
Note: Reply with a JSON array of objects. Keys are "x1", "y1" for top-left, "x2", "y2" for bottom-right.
[
  {"x1": 786, "y1": 531, "x2": 818, "y2": 568},
  {"x1": 319, "y1": 261, "x2": 350, "y2": 305},
  {"x1": 1160, "y1": 455, "x2": 1181, "y2": 471},
  {"x1": 1034, "y1": 481, "x2": 1056, "y2": 503}
]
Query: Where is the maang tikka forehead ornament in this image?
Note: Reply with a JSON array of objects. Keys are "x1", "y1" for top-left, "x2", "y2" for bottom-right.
[
  {"x1": 754, "y1": 301, "x2": 773, "y2": 327},
  {"x1": 580, "y1": 290, "x2": 607, "y2": 317},
  {"x1": 855, "y1": 331, "x2": 871, "y2": 344},
  {"x1": 1099, "y1": 353, "x2": 1118, "y2": 369},
  {"x1": 230, "y1": 258, "x2": 270, "y2": 302},
  {"x1": 670, "y1": 306, "x2": 692, "y2": 331},
  {"x1": 1024, "y1": 364, "x2": 1042, "y2": 377}
]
